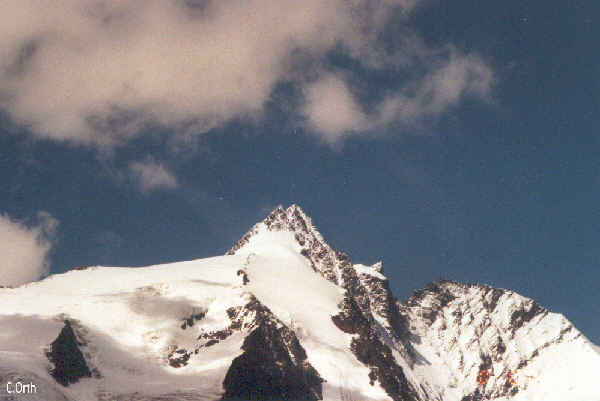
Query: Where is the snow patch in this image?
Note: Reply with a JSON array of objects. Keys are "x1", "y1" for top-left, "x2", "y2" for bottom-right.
[{"x1": 354, "y1": 263, "x2": 386, "y2": 280}]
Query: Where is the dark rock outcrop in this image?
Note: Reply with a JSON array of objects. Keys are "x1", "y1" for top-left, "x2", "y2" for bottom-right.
[
  {"x1": 509, "y1": 301, "x2": 545, "y2": 333},
  {"x1": 180, "y1": 310, "x2": 206, "y2": 330},
  {"x1": 167, "y1": 348, "x2": 191, "y2": 368},
  {"x1": 353, "y1": 263, "x2": 420, "y2": 364},
  {"x1": 46, "y1": 320, "x2": 92, "y2": 386},
  {"x1": 332, "y1": 294, "x2": 420, "y2": 401},
  {"x1": 221, "y1": 324, "x2": 323, "y2": 401},
  {"x1": 221, "y1": 297, "x2": 323, "y2": 401},
  {"x1": 236, "y1": 269, "x2": 249, "y2": 285}
]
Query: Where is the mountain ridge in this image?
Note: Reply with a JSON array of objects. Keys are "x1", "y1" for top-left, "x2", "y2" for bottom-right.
[
  {"x1": 224, "y1": 204, "x2": 600, "y2": 400},
  {"x1": 0, "y1": 204, "x2": 598, "y2": 401}
]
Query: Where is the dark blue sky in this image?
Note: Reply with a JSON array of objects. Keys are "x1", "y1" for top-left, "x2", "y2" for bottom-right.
[{"x1": 1, "y1": 1, "x2": 599, "y2": 344}]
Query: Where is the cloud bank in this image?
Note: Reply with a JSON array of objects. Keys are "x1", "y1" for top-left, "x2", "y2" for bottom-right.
[
  {"x1": 0, "y1": 212, "x2": 58, "y2": 287},
  {"x1": 0, "y1": 0, "x2": 493, "y2": 146}
]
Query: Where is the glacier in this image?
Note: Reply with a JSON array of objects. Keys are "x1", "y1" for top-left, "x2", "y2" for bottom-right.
[{"x1": 0, "y1": 205, "x2": 598, "y2": 401}]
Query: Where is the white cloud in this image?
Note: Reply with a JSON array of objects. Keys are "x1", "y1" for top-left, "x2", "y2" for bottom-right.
[
  {"x1": 129, "y1": 160, "x2": 178, "y2": 192},
  {"x1": 301, "y1": 52, "x2": 493, "y2": 142},
  {"x1": 0, "y1": 212, "x2": 58, "y2": 287},
  {"x1": 377, "y1": 52, "x2": 494, "y2": 122},
  {"x1": 0, "y1": 0, "x2": 491, "y2": 146},
  {"x1": 302, "y1": 74, "x2": 367, "y2": 143}
]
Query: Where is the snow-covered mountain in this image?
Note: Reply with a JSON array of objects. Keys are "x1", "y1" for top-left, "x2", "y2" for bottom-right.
[{"x1": 1, "y1": 205, "x2": 598, "y2": 401}]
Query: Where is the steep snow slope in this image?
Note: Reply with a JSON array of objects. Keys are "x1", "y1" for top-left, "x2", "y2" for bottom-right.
[
  {"x1": 231, "y1": 229, "x2": 391, "y2": 401},
  {"x1": 229, "y1": 206, "x2": 423, "y2": 401},
  {"x1": 0, "y1": 204, "x2": 598, "y2": 401}
]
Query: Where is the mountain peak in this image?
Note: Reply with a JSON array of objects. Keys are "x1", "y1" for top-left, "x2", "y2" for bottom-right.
[
  {"x1": 228, "y1": 204, "x2": 349, "y2": 285},
  {"x1": 263, "y1": 204, "x2": 315, "y2": 234},
  {"x1": 228, "y1": 205, "x2": 315, "y2": 252},
  {"x1": 2, "y1": 208, "x2": 600, "y2": 400}
]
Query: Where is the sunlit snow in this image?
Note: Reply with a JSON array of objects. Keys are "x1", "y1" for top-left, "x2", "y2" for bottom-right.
[{"x1": 1, "y1": 208, "x2": 598, "y2": 401}]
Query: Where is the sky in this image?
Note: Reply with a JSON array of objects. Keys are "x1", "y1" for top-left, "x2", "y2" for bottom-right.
[{"x1": 0, "y1": 0, "x2": 598, "y2": 344}]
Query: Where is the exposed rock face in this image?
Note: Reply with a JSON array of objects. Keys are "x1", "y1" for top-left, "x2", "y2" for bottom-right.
[
  {"x1": 353, "y1": 262, "x2": 420, "y2": 364},
  {"x1": 166, "y1": 292, "x2": 324, "y2": 400},
  {"x1": 180, "y1": 310, "x2": 206, "y2": 330},
  {"x1": 236, "y1": 269, "x2": 249, "y2": 285},
  {"x1": 221, "y1": 296, "x2": 323, "y2": 401},
  {"x1": 332, "y1": 295, "x2": 420, "y2": 401},
  {"x1": 509, "y1": 301, "x2": 545, "y2": 334},
  {"x1": 398, "y1": 280, "x2": 581, "y2": 399},
  {"x1": 167, "y1": 349, "x2": 190, "y2": 368},
  {"x1": 46, "y1": 320, "x2": 92, "y2": 386},
  {"x1": 195, "y1": 296, "x2": 276, "y2": 351}
]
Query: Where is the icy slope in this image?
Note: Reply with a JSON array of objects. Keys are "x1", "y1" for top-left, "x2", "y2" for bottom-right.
[{"x1": 0, "y1": 204, "x2": 598, "y2": 401}]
